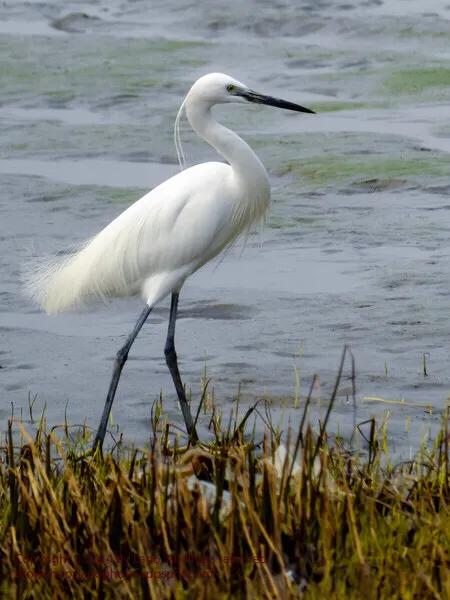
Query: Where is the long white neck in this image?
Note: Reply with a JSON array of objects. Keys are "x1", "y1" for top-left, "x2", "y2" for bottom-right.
[{"x1": 185, "y1": 96, "x2": 270, "y2": 200}]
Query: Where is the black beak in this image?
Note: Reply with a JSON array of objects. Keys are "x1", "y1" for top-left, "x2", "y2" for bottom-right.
[{"x1": 237, "y1": 89, "x2": 316, "y2": 114}]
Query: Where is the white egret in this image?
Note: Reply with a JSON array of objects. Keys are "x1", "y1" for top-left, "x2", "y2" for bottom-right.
[{"x1": 28, "y1": 73, "x2": 315, "y2": 450}]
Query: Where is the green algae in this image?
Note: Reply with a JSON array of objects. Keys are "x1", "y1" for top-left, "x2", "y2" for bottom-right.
[
  {"x1": 385, "y1": 67, "x2": 450, "y2": 95},
  {"x1": 283, "y1": 153, "x2": 449, "y2": 188},
  {"x1": 95, "y1": 186, "x2": 148, "y2": 204},
  {"x1": 307, "y1": 101, "x2": 375, "y2": 113},
  {"x1": 0, "y1": 35, "x2": 209, "y2": 106},
  {"x1": 0, "y1": 121, "x2": 159, "y2": 160}
]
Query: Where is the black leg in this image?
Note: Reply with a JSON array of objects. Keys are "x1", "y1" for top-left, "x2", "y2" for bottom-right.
[
  {"x1": 93, "y1": 305, "x2": 152, "y2": 451},
  {"x1": 164, "y1": 293, "x2": 199, "y2": 444}
]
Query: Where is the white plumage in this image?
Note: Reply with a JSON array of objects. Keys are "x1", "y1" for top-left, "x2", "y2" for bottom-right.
[
  {"x1": 28, "y1": 73, "x2": 271, "y2": 315},
  {"x1": 26, "y1": 72, "x2": 314, "y2": 449}
]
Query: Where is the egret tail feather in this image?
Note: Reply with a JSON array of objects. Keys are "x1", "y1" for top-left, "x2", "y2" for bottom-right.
[{"x1": 25, "y1": 231, "x2": 141, "y2": 315}]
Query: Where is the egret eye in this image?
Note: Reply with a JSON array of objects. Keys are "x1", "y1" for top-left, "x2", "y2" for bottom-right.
[{"x1": 227, "y1": 84, "x2": 236, "y2": 93}]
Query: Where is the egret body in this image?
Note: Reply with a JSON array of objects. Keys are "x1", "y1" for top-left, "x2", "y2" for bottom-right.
[{"x1": 28, "y1": 73, "x2": 315, "y2": 450}]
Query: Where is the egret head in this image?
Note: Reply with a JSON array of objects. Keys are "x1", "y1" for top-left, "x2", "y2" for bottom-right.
[{"x1": 188, "y1": 72, "x2": 315, "y2": 114}]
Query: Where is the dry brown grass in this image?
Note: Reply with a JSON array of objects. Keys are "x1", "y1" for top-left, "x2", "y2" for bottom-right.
[{"x1": 0, "y1": 360, "x2": 449, "y2": 599}]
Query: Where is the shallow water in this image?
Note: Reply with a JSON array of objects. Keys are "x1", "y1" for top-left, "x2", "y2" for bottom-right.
[{"x1": 1, "y1": 0, "x2": 449, "y2": 456}]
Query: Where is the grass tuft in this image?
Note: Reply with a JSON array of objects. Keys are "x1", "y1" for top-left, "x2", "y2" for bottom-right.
[{"x1": 0, "y1": 360, "x2": 449, "y2": 598}]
